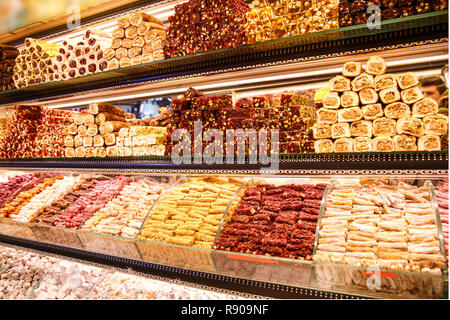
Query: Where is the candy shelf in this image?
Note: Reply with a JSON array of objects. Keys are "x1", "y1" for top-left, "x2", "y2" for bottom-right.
[
  {"x1": 0, "y1": 151, "x2": 447, "y2": 174},
  {"x1": 0, "y1": 10, "x2": 447, "y2": 106}
]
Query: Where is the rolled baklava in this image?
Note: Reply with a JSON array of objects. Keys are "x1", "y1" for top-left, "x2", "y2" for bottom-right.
[
  {"x1": 331, "y1": 123, "x2": 351, "y2": 139},
  {"x1": 362, "y1": 103, "x2": 384, "y2": 120},
  {"x1": 329, "y1": 76, "x2": 351, "y2": 92},
  {"x1": 359, "y1": 88, "x2": 379, "y2": 105},
  {"x1": 323, "y1": 91, "x2": 341, "y2": 109},
  {"x1": 373, "y1": 117, "x2": 397, "y2": 136},
  {"x1": 351, "y1": 73, "x2": 374, "y2": 92},
  {"x1": 401, "y1": 86, "x2": 424, "y2": 104},
  {"x1": 397, "y1": 72, "x2": 419, "y2": 90},
  {"x1": 423, "y1": 114, "x2": 449, "y2": 135},
  {"x1": 350, "y1": 120, "x2": 373, "y2": 137},
  {"x1": 317, "y1": 108, "x2": 338, "y2": 125},
  {"x1": 354, "y1": 137, "x2": 373, "y2": 152},
  {"x1": 396, "y1": 117, "x2": 425, "y2": 137},
  {"x1": 379, "y1": 87, "x2": 401, "y2": 104},
  {"x1": 412, "y1": 97, "x2": 439, "y2": 118},
  {"x1": 418, "y1": 135, "x2": 441, "y2": 151},
  {"x1": 393, "y1": 135, "x2": 417, "y2": 151},
  {"x1": 312, "y1": 124, "x2": 332, "y2": 139},
  {"x1": 374, "y1": 74, "x2": 397, "y2": 91},
  {"x1": 342, "y1": 61, "x2": 362, "y2": 78},
  {"x1": 333, "y1": 138, "x2": 354, "y2": 153},
  {"x1": 338, "y1": 107, "x2": 363, "y2": 123},
  {"x1": 365, "y1": 56, "x2": 387, "y2": 76},
  {"x1": 340, "y1": 91, "x2": 359, "y2": 108},
  {"x1": 314, "y1": 139, "x2": 334, "y2": 153},
  {"x1": 384, "y1": 102, "x2": 411, "y2": 119},
  {"x1": 372, "y1": 136, "x2": 394, "y2": 152}
]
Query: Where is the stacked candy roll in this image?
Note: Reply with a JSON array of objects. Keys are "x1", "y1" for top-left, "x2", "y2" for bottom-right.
[
  {"x1": 53, "y1": 176, "x2": 130, "y2": 229},
  {"x1": 80, "y1": 178, "x2": 168, "y2": 238},
  {"x1": 139, "y1": 177, "x2": 244, "y2": 249},
  {"x1": 106, "y1": 12, "x2": 166, "y2": 69},
  {"x1": 313, "y1": 56, "x2": 448, "y2": 153},
  {"x1": 116, "y1": 125, "x2": 167, "y2": 157},
  {"x1": 0, "y1": 174, "x2": 41, "y2": 209},
  {"x1": 12, "y1": 38, "x2": 60, "y2": 88},
  {"x1": 53, "y1": 29, "x2": 111, "y2": 80},
  {"x1": 0, "y1": 44, "x2": 19, "y2": 91},
  {"x1": 163, "y1": 0, "x2": 249, "y2": 58},
  {"x1": 245, "y1": 0, "x2": 339, "y2": 44}
]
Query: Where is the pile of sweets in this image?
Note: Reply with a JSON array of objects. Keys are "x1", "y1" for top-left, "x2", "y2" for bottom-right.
[
  {"x1": 0, "y1": 105, "x2": 75, "y2": 159},
  {"x1": 80, "y1": 178, "x2": 168, "y2": 238},
  {"x1": 339, "y1": 0, "x2": 448, "y2": 27},
  {"x1": 52, "y1": 29, "x2": 111, "y2": 80},
  {"x1": 105, "y1": 12, "x2": 166, "y2": 69},
  {"x1": 245, "y1": 0, "x2": 339, "y2": 44},
  {"x1": 166, "y1": 87, "x2": 316, "y2": 156},
  {"x1": 313, "y1": 56, "x2": 449, "y2": 153},
  {"x1": 0, "y1": 177, "x2": 57, "y2": 219},
  {"x1": 0, "y1": 174, "x2": 40, "y2": 209},
  {"x1": 438, "y1": 89, "x2": 449, "y2": 150},
  {"x1": 52, "y1": 176, "x2": 130, "y2": 229},
  {"x1": 314, "y1": 179, "x2": 447, "y2": 274},
  {"x1": 0, "y1": 118, "x2": 9, "y2": 143},
  {"x1": 215, "y1": 182, "x2": 327, "y2": 260},
  {"x1": 12, "y1": 38, "x2": 60, "y2": 88},
  {"x1": 115, "y1": 125, "x2": 167, "y2": 157},
  {"x1": 33, "y1": 175, "x2": 101, "y2": 226},
  {"x1": 0, "y1": 45, "x2": 19, "y2": 91},
  {"x1": 0, "y1": 246, "x2": 58, "y2": 299},
  {"x1": 435, "y1": 180, "x2": 448, "y2": 260},
  {"x1": 163, "y1": 0, "x2": 250, "y2": 58},
  {"x1": 139, "y1": 177, "x2": 244, "y2": 249}
]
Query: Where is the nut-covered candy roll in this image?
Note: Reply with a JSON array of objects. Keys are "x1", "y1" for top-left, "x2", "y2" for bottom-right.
[
  {"x1": 418, "y1": 135, "x2": 441, "y2": 151},
  {"x1": 412, "y1": 97, "x2": 439, "y2": 118},
  {"x1": 384, "y1": 102, "x2": 411, "y2": 119},
  {"x1": 362, "y1": 103, "x2": 384, "y2": 121},
  {"x1": 393, "y1": 135, "x2": 417, "y2": 151},
  {"x1": 329, "y1": 76, "x2": 351, "y2": 92},
  {"x1": 312, "y1": 124, "x2": 332, "y2": 139},
  {"x1": 401, "y1": 86, "x2": 424, "y2": 105},
  {"x1": 354, "y1": 137, "x2": 373, "y2": 152},
  {"x1": 317, "y1": 107, "x2": 338, "y2": 125},
  {"x1": 365, "y1": 56, "x2": 387, "y2": 75},
  {"x1": 379, "y1": 87, "x2": 401, "y2": 104},
  {"x1": 374, "y1": 74, "x2": 397, "y2": 91},
  {"x1": 338, "y1": 107, "x2": 363, "y2": 123},
  {"x1": 373, "y1": 117, "x2": 397, "y2": 137},
  {"x1": 332, "y1": 123, "x2": 351, "y2": 139},
  {"x1": 315, "y1": 139, "x2": 334, "y2": 153},
  {"x1": 359, "y1": 88, "x2": 379, "y2": 105},
  {"x1": 423, "y1": 114, "x2": 448, "y2": 135},
  {"x1": 396, "y1": 117, "x2": 425, "y2": 137},
  {"x1": 342, "y1": 61, "x2": 362, "y2": 78},
  {"x1": 397, "y1": 72, "x2": 419, "y2": 89},
  {"x1": 372, "y1": 136, "x2": 394, "y2": 152},
  {"x1": 333, "y1": 138, "x2": 354, "y2": 153},
  {"x1": 341, "y1": 91, "x2": 359, "y2": 108},
  {"x1": 350, "y1": 120, "x2": 373, "y2": 138},
  {"x1": 323, "y1": 91, "x2": 341, "y2": 109},
  {"x1": 351, "y1": 73, "x2": 374, "y2": 92}
]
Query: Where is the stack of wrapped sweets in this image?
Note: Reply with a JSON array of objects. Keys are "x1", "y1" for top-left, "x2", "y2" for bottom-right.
[
  {"x1": 313, "y1": 56, "x2": 449, "y2": 153},
  {"x1": 339, "y1": 0, "x2": 448, "y2": 27},
  {"x1": 0, "y1": 105, "x2": 74, "y2": 159},
  {"x1": 0, "y1": 174, "x2": 41, "y2": 209},
  {"x1": 114, "y1": 125, "x2": 167, "y2": 157},
  {"x1": 163, "y1": 0, "x2": 249, "y2": 58},
  {"x1": 105, "y1": 12, "x2": 166, "y2": 69},
  {"x1": 64, "y1": 102, "x2": 130, "y2": 158},
  {"x1": 435, "y1": 181, "x2": 448, "y2": 260},
  {"x1": 215, "y1": 182, "x2": 327, "y2": 260},
  {"x1": 139, "y1": 177, "x2": 244, "y2": 249},
  {"x1": 10, "y1": 176, "x2": 87, "y2": 223},
  {"x1": 245, "y1": 0, "x2": 339, "y2": 44},
  {"x1": 438, "y1": 89, "x2": 448, "y2": 149},
  {"x1": 52, "y1": 29, "x2": 111, "y2": 80},
  {"x1": 0, "y1": 177, "x2": 57, "y2": 219},
  {"x1": 12, "y1": 38, "x2": 60, "y2": 88},
  {"x1": 33, "y1": 175, "x2": 101, "y2": 226},
  {"x1": 0, "y1": 45, "x2": 19, "y2": 91},
  {"x1": 141, "y1": 106, "x2": 172, "y2": 128},
  {"x1": 80, "y1": 178, "x2": 168, "y2": 238},
  {"x1": 53, "y1": 176, "x2": 130, "y2": 229},
  {"x1": 314, "y1": 180, "x2": 446, "y2": 275}
]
